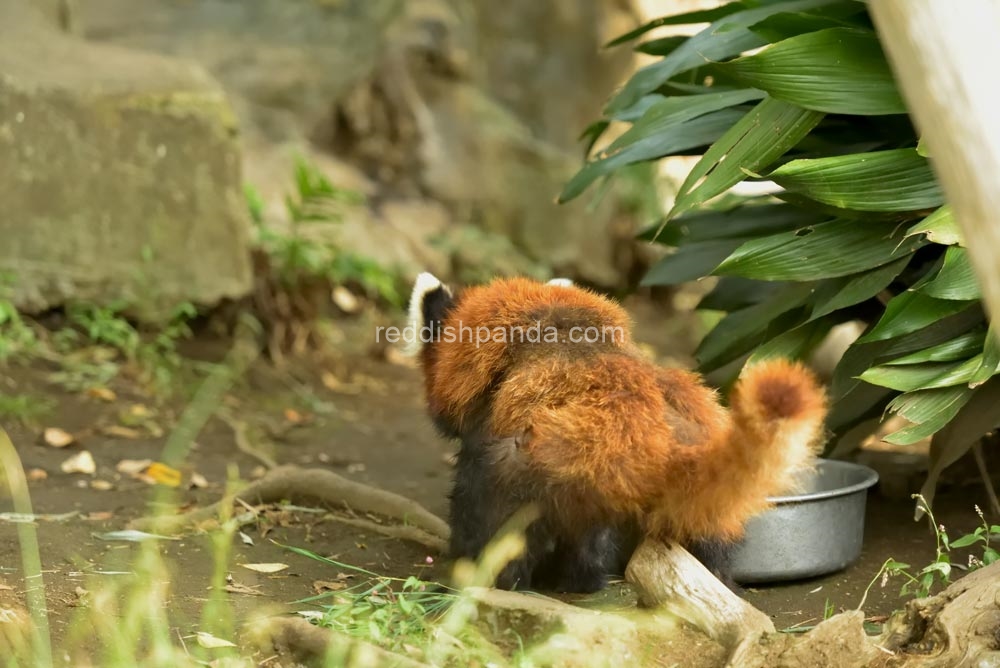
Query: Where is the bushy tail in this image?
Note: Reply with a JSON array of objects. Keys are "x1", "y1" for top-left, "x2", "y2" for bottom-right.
[{"x1": 649, "y1": 359, "x2": 829, "y2": 543}]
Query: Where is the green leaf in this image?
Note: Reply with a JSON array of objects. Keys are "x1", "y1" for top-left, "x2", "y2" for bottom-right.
[
  {"x1": 560, "y1": 108, "x2": 747, "y2": 203},
  {"x1": 667, "y1": 97, "x2": 825, "y2": 221},
  {"x1": 720, "y1": 28, "x2": 905, "y2": 115},
  {"x1": 640, "y1": 201, "x2": 826, "y2": 246},
  {"x1": 748, "y1": 317, "x2": 833, "y2": 364},
  {"x1": 769, "y1": 148, "x2": 945, "y2": 212},
  {"x1": 920, "y1": 247, "x2": 981, "y2": 301},
  {"x1": 917, "y1": 379, "x2": 1000, "y2": 516},
  {"x1": 606, "y1": 0, "x2": 842, "y2": 114},
  {"x1": 716, "y1": 219, "x2": 923, "y2": 281},
  {"x1": 697, "y1": 277, "x2": 790, "y2": 311},
  {"x1": 884, "y1": 386, "x2": 975, "y2": 446},
  {"x1": 695, "y1": 282, "x2": 816, "y2": 370},
  {"x1": 859, "y1": 292, "x2": 978, "y2": 343},
  {"x1": 861, "y1": 356, "x2": 992, "y2": 392},
  {"x1": 948, "y1": 534, "x2": 981, "y2": 548},
  {"x1": 970, "y1": 324, "x2": 1000, "y2": 388},
  {"x1": 883, "y1": 331, "x2": 986, "y2": 365},
  {"x1": 904, "y1": 205, "x2": 964, "y2": 246},
  {"x1": 635, "y1": 35, "x2": 689, "y2": 56},
  {"x1": 984, "y1": 548, "x2": 1000, "y2": 565},
  {"x1": 641, "y1": 240, "x2": 744, "y2": 286},
  {"x1": 810, "y1": 256, "x2": 909, "y2": 320},
  {"x1": 605, "y1": 2, "x2": 751, "y2": 47},
  {"x1": 746, "y1": 9, "x2": 867, "y2": 42}
]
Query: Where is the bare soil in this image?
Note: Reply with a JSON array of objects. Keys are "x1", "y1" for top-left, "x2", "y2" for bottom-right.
[{"x1": 0, "y1": 300, "x2": 993, "y2": 658}]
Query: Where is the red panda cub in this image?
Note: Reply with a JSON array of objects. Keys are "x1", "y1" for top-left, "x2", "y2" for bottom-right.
[{"x1": 407, "y1": 273, "x2": 828, "y2": 593}]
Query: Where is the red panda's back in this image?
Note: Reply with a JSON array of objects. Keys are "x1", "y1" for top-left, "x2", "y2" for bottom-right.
[{"x1": 489, "y1": 351, "x2": 694, "y2": 526}]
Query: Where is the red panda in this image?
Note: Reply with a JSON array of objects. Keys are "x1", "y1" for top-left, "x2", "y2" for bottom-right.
[{"x1": 406, "y1": 273, "x2": 828, "y2": 593}]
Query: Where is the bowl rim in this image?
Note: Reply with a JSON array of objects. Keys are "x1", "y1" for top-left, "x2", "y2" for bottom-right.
[{"x1": 769, "y1": 458, "x2": 880, "y2": 504}]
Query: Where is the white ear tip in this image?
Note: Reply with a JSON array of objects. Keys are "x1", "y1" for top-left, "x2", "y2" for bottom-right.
[
  {"x1": 405, "y1": 272, "x2": 448, "y2": 357},
  {"x1": 547, "y1": 278, "x2": 574, "y2": 287}
]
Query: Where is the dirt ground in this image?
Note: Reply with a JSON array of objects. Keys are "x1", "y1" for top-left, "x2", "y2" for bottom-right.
[{"x1": 0, "y1": 298, "x2": 994, "y2": 655}]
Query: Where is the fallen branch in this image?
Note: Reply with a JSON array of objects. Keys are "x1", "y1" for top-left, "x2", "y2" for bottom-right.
[
  {"x1": 625, "y1": 538, "x2": 774, "y2": 651},
  {"x1": 129, "y1": 465, "x2": 451, "y2": 551}
]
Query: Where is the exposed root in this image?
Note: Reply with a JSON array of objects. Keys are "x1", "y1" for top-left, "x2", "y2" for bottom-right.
[
  {"x1": 325, "y1": 515, "x2": 447, "y2": 553},
  {"x1": 129, "y1": 464, "x2": 450, "y2": 552},
  {"x1": 217, "y1": 409, "x2": 279, "y2": 471},
  {"x1": 248, "y1": 615, "x2": 430, "y2": 668}
]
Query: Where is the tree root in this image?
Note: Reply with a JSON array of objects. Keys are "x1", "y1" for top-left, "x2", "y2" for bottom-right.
[
  {"x1": 247, "y1": 615, "x2": 430, "y2": 668},
  {"x1": 128, "y1": 464, "x2": 451, "y2": 552}
]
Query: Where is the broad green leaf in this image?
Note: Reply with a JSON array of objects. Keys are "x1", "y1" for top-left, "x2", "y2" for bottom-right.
[
  {"x1": 747, "y1": 317, "x2": 833, "y2": 364},
  {"x1": 605, "y1": 2, "x2": 750, "y2": 47},
  {"x1": 921, "y1": 247, "x2": 981, "y2": 301},
  {"x1": 639, "y1": 202, "x2": 826, "y2": 246},
  {"x1": 560, "y1": 108, "x2": 747, "y2": 202},
  {"x1": 884, "y1": 386, "x2": 974, "y2": 446},
  {"x1": 860, "y1": 356, "x2": 988, "y2": 392},
  {"x1": 716, "y1": 219, "x2": 923, "y2": 281},
  {"x1": 721, "y1": 28, "x2": 905, "y2": 115},
  {"x1": 917, "y1": 379, "x2": 1000, "y2": 516},
  {"x1": 635, "y1": 36, "x2": 689, "y2": 56},
  {"x1": 810, "y1": 256, "x2": 909, "y2": 319},
  {"x1": 745, "y1": 6, "x2": 868, "y2": 42},
  {"x1": 826, "y1": 381, "x2": 894, "y2": 434},
  {"x1": 641, "y1": 240, "x2": 743, "y2": 286},
  {"x1": 769, "y1": 148, "x2": 944, "y2": 212},
  {"x1": 667, "y1": 97, "x2": 825, "y2": 221},
  {"x1": 695, "y1": 282, "x2": 816, "y2": 370},
  {"x1": 831, "y1": 306, "x2": 985, "y2": 399},
  {"x1": 859, "y1": 292, "x2": 978, "y2": 343},
  {"x1": 606, "y1": 0, "x2": 841, "y2": 113},
  {"x1": 970, "y1": 324, "x2": 1000, "y2": 387},
  {"x1": 697, "y1": 277, "x2": 790, "y2": 311},
  {"x1": 904, "y1": 205, "x2": 964, "y2": 246},
  {"x1": 883, "y1": 331, "x2": 986, "y2": 365},
  {"x1": 610, "y1": 95, "x2": 667, "y2": 123}
]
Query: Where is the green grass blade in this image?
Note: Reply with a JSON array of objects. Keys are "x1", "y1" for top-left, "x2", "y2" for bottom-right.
[
  {"x1": 769, "y1": 148, "x2": 944, "y2": 212},
  {"x1": 0, "y1": 428, "x2": 53, "y2": 668},
  {"x1": 721, "y1": 28, "x2": 905, "y2": 115}
]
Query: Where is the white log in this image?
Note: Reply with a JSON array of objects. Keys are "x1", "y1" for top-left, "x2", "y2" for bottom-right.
[{"x1": 869, "y1": 1, "x2": 1000, "y2": 322}]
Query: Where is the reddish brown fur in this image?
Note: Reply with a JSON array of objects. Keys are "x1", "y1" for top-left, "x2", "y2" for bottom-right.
[{"x1": 423, "y1": 277, "x2": 829, "y2": 546}]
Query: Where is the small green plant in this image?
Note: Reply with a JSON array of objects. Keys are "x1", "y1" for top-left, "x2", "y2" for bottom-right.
[
  {"x1": 62, "y1": 300, "x2": 196, "y2": 396},
  {"x1": 0, "y1": 393, "x2": 55, "y2": 426},
  {"x1": 283, "y1": 545, "x2": 456, "y2": 656},
  {"x1": 858, "y1": 495, "x2": 1000, "y2": 608},
  {"x1": 248, "y1": 158, "x2": 405, "y2": 308},
  {"x1": 0, "y1": 275, "x2": 38, "y2": 362}
]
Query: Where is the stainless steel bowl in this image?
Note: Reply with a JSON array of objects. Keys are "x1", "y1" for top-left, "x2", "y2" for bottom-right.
[{"x1": 729, "y1": 459, "x2": 880, "y2": 584}]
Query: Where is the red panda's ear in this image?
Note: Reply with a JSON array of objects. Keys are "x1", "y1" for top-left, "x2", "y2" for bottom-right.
[
  {"x1": 547, "y1": 278, "x2": 574, "y2": 287},
  {"x1": 405, "y1": 272, "x2": 454, "y2": 356}
]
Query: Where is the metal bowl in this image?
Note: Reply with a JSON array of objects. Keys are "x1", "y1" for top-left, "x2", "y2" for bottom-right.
[{"x1": 729, "y1": 459, "x2": 880, "y2": 584}]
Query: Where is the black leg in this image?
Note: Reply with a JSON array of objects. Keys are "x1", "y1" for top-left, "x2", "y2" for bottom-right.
[
  {"x1": 529, "y1": 524, "x2": 634, "y2": 594},
  {"x1": 447, "y1": 440, "x2": 550, "y2": 591},
  {"x1": 688, "y1": 538, "x2": 742, "y2": 594}
]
